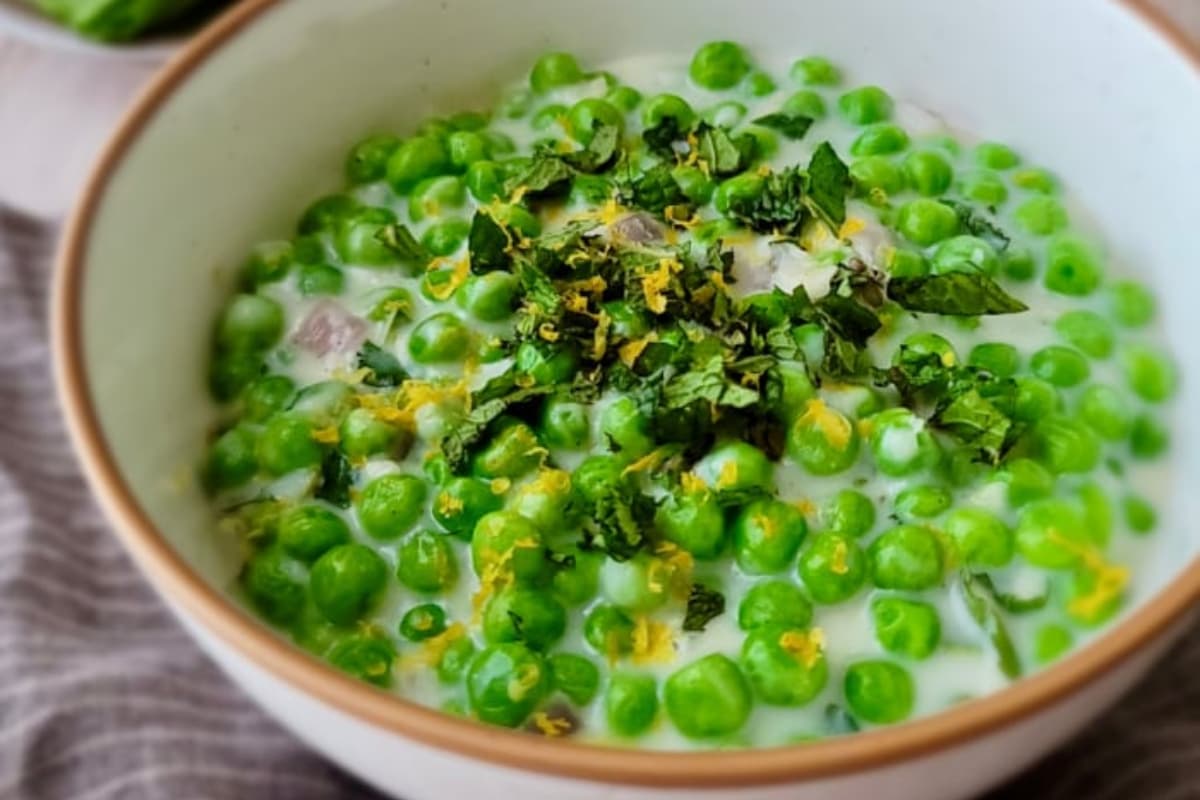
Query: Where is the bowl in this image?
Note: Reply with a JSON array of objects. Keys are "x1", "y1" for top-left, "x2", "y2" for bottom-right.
[{"x1": 52, "y1": 1, "x2": 1200, "y2": 797}]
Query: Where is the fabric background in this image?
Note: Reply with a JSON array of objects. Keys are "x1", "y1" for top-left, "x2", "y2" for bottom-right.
[{"x1": 1, "y1": 205, "x2": 1197, "y2": 799}]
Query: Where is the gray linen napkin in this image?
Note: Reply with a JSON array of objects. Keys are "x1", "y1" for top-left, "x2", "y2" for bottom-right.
[{"x1": 1, "y1": 205, "x2": 1196, "y2": 799}]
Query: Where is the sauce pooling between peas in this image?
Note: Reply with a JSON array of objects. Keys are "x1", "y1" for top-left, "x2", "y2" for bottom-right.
[{"x1": 203, "y1": 42, "x2": 1177, "y2": 748}]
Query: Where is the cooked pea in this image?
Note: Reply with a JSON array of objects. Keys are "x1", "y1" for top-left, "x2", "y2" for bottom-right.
[
  {"x1": 643, "y1": 93, "x2": 696, "y2": 131},
  {"x1": 866, "y1": 408, "x2": 940, "y2": 477},
  {"x1": 548, "y1": 653, "x2": 601, "y2": 705},
  {"x1": 471, "y1": 511, "x2": 547, "y2": 582},
  {"x1": 844, "y1": 660, "x2": 914, "y2": 724},
  {"x1": 1012, "y1": 377, "x2": 1061, "y2": 424},
  {"x1": 1015, "y1": 498, "x2": 1089, "y2": 568},
  {"x1": 328, "y1": 632, "x2": 396, "y2": 688},
  {"x1": 1054, "y1": 310, "x2": 1113, "y2": 359},
  {"x1": 338, "y1": 408, "x2": 400, "y2": 459},
  {"x1": 663, "y1": 654, "x2": 752, "y2": 739},
  {"x1": 310, "y1": 543, "x2": 388, "y2": 625},
  {"x1": 838, "y1": 86, "x2": 893, "y2": 124},
  {"x1": 387, "y1": 136, "x2": 452, "y2": 192},
  {"x1": 690, "y1": 41, "x2": 751, "y2": 90},
  {"x1": 465, "y1": 160, "x2": 506, "y2": 202},
  {"x1": 943, "y1": 507, "x2": 1013, "y2": 566},
  {"x1": 1130, "y1": 413, "x2": 1169, "y2": 459},
  {"x1": 790, "y1": 56, "x2": 841, "y2": 86},
  {"x1": 1014, "y1": 167, "x2": 1058, "y2": 194},
  {"x1": 1123, "y1": 494, "x2": 1157, "y2": 534},
  {"x1": 529, "y1": 52, "x2": 585, "y2": 93},
  {"x1": 741, "y1": 626, "x2": 828, "y2": 706},
  {"x1": 868, "y1": 525, "x2": 944, "y2": 590},
  {"x1": 733, "y1": 499, "x2": 808, "y2": 575},
  {"x1": 1014, "y1": 196, "x2": 1069, "y2": 236},
  {"x1": 567, "y1": 99, "x2": 624, "y2": 145},
  {"x1": 473, "y1": 421, "x2": 544, "y2": 479},
  {"x1": 1043, "y1": 236, "x2": 1102, "y2": 296},
  {"x1": 1121, "y1": 345, "x2": 1177, "y2": 403},
  {"x1": 606, "y1": 85, "x2": 642, "y2": 112},
  {"x1": 968, "y1": 342, "x2": 1020, "y2": 378},
  {"x1": 399, "y1": 602, "x2": 447, "y2": 642},
  {"x1": 456, "y1": 272, "x2": 518, "y2": 321},
  {"x1": 605, "y1": 672, "x2": 659, "y2": 737},
  {"x1": 540, "y1": 397, "x2": 590, "y2": 450},
  {"x1": 738, "y1": 580, "x2": 813, "y2": 631},
  {"x1": 256, "y1": 413, "x2": 323, "y2": 476},
  {"x1": 1030, "y1": 345, "x2": 1090, "y2": 387},
  {"x1": 931, "y1": 235, "x2": 999, "y2": 276},
  {"x1": 894, "y1": 485, "x2": 952, "y2": 519},
  {"x1": 278, "y1": 505, "x2": 351, "y2": 563},
  {"x1": 871, "y1": 597, "x2": 940, "y2": 659},
  {"x1": 203, "y1": 425, "x2": 258, "y2": 491},
  {"x1": 1034, "y1": 415, "x2": 1101, "y2": 474},
  {"x1": 583, "y1": 604, "x2": 635, "y2": 656},
  {"x1": 820, "y1": 489, "x2": 876, "y2": 538},
  {"x1": 467, "y1": 643, "x2": 548, "y2": 727},
  {"x1": 850, "y1": 123, "x2": 910, "y2": 157},
  {"x1": 482, "y1": 586, "x2": 566, "y2": 650},
  {"x1": 1000, "y1": 458, "x2": 1055, "y2": 508},
  {"x1": 397, "y1": 529, "x2": 459, "y2": 593},
  {"x1": 714, "y1": 172, "x2": 765, "y2": 214},
  {"x1": 515, "y1": 340, "x2": 579, "y2": 386},
  {"x1": 787, "y1": 399, "x2": 860, "y2": 476},
  {"x1": 216, "y1": 294, "x2": 284, "y2": 352},
  {"x1": 694, "y1": 441, "x2": 773, "y2": 492},
  {"x1": 242, "y1": 546, "x2": 306, "y2": 624},
  {"x1": 510, "y1": 468, "x2": 574, "y2": 531},
  {"x1": 437, "y1": 637, "x2": 476, "y2": 684},
  {"x1": 432, "y1": 477, "x2": 503, "y2": 539},
  {"x1": 974, "y1": 142, "x2": 1020, "y2": 170},
  {"x1": 551, "y1": 550, "x2": 602, "y2": 607},
  {"x1": 798, "y1": 532, "x2": 867, "y2": 603},
  {"x1": 409, "y1": 175, "x2": 466, "y2": 222},
  {"x1": 1077, "y1": 384, "x2": 1133, "y2": 441},
  {"x1": 1001, "y1": 247, "x2": 1036, "y2": 281},
  {"x1": 903, "y1": 150, "x2": 953, "y2": 196},
  {"x1": 896, "y1": 198, "x2": 958, "y2": 245},
  {"x1": 357, "y1": 474, "x2": 426, "y2": 540},
  {"x1": 1109, "y1": 280, "x2": 1156, "y2": 327},
  {"x1": 297, "y1": 193, "x2": 361, "y2": 236},
  {"x1": 1034, "y1": 624, "x2": 1073, "y2": 664},
  {"x1": 960, "y1": 171, "x2": 1009, "y2": 206}
]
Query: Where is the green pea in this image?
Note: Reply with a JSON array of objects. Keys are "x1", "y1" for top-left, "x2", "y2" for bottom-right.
[
  {"x1": 967, "y1": 342, "x2": 1019, "y2": 378},
  {"x1": 335, "y1": 210, "x2": 403, "y2": 267},
  {"x1": 790, "y1": 56, "x2": 840, "y2": 86},
  {"x1": 1001, "y1": 247, "x2": 1036, "y2": 281},
  {"x1": 689, "y1": 41, "x2": 751, "y2": 90},
  {"x1": 694, "y1": 441, "x2": 773, "y2": 493},
  {"x1": 1044, "y1": 236, "x2": 1102, "y2": 296},
  {"x1": 820, "y1": 489, "x2": 876, "y2": 538},
  {"x1": 437, "y1": 637, "x2": 476, "y2": 683},
  {"x1": 741, "y1": 626, "x2": 828, "y2": 706},
  {"x1": 346, "y1": 133, "x2": 401, "y2": 184},
  {"x1": 652, "y1": 489, "x2": 725, "y2": 560},
  {"x1": 464, "y1": 160, "x2": 505, "y2": 203},
  {"x1": 732, "y1": 499, "x2": 808, "y2": 575},
  {"x1": 567, "y1": 99, "x2": 624, "y2": 144},
  {"x1": 256, "y1": 413, "x2": 322, "y2": 476},
  {"x1": 422, "y1": 219, "x2": 470, "y2": 257},
  {"x1": 1030, "y1": 345, "x2": 1090, "y2": 387},
  {"x1": 664, "y1": 654, "x2": 752, "y2": 739},
  {"x1": 498, "y1": 87, "x2": 533, "y2": 119},
  {"x1": 902, "y1": 150, "x2": 953, "y2": 196},
  {"x1": 571, "y1": 454, "x2": 627, "y2": 504},
  {"x1": 1108, "y1": 280, "x2": 1156, "y2": 327},
  {"x1": 584, "y1": 604, "x2": 635, "y2": 656},
  {"x1": 456, "y1": 272, "x2": 518, "y2": 322},
  {"x1": 773, "y1": 93, "x2": 823, "y2": 125},
  {"x1": 396, "y1": 529, "x2": 459, "y2": 593},
  {"x1": 896, "y1": 198, "x2": 959, "y2": 246},
  {"x1": 798, "y1": 532, "x2": 867, "y2": 603},
  {"x1": 844, "y1": 660, "x2": 915, "y2": 724},
  {"x1": 482, "y1": 586, "x2": 566, "y2": 650},
  {"x1": 1053, "y1": 310, "x2": 1113, "y2": 359},
  {"x1": 974, "y1": 142, "x2": 1020, "y2": 170},
  {"x1": 399, "y1": 602, "x2": 447, "y2": 642},
  {"x1": 551, "y1": 549, "x2": 602, "y2": 607},
  {"x1": 408, "y1": 176, "x2": 466, "y2": 223},
  {"x1": 529, "y1": 52, "x2": 585, "y2": 93},
  {"x1": 432, "y1": 477, "x2": 502, "y2": 538},
  {"x1": 1035, "y1": 415, "x2": 1101, "y2": 474},
  {"x1": 1077, "y1": 384, "x2": 1132, "y2": 441},
  {"x1": 766, "y1": 362, "x2": 816, "y2": 418},
  {"x1": 714, "y1": 172, "x2": 766, "y2": 215},
  {"x1": 1012, "y1": 377, "x2": 1061, "y2": 423},
  {"x1": 548, "y1": 653, "x2": 601, "y2": 706},
  {"x1": 1015, "y1": 196, "x2": 1069, "y2": 236},
  {"x1": 959, "y1": 171, "x2": 1009, "y2": 207},
  {"x1": 739, "y1": 578, "x2": 812, "y2": 629},
  {"x1": 1121, "y1": 345, "x2": 1176, "y2": 403},
  {"x1": 887, "y1": 249, "x2": 930, "y2": 277},
  {"x1": 702, "y1": 100, "x2": 748, "y2": 128},
  {"x1": 601, "y1": 554, "x2": 675, "y2": 611},
  {"x1": 605, "y1": 85, "x2": 642, "y2": 112},
  {"x1": 850, "y1": 123, "x2": 910, "y2": 157},
  {"x1": 387, "y1": 136, "x2": 451, "y2": 192},
  {"x1": 871, "y1": 598, "x2": 941, "y2": 659},
  {"x1": 515, "y1": 340, "x2": 578, "y2": 386},
  {"x1": 298, "y1": 193, "x2": 361, "y2": 236},
  {"x1": 868, "y1": 525, "x2": 944, "y2": 590},
  {"x1": 943, "y1": 507, "x2": 1013, "y2": 567},
  {"x1": 336, "y1": 408, "x2": 397, "y2": 459},
  {"x1": 894, "y1": 485, "x2": 951, "y2": 520},
  {"x1": 642, "y1": 93, "x2": 696, "y2": 131},
  {"x1": 471, "y1": 511, "x2": 546, "y2": 582},
  {"x1": 467, "y1": 643, "x2": 548, "y2": 727},
  {"x1": 1034, "y1": 624, "x2": 1073, "y2": 664},
  {"x1": 931, "y1": 235, "x2": 999, "y2": 276},
  {"x1": 1123, "y1": 494, "x2": 1157, "y2": 534},
  {"x1": 741, "y1": 126, "x2": 779, "y2": 159},
  {"x1": 671, "y1": 164, "x2": 716, "y2": 204},
  {"x1": 787, "y1": 399, "x2": 860, "y2": 475},
  {"x1": 407, "y1": 312, "x2": 470, "y2": 363},
  {"x1": 240, "y1": 240, "x2": 296, "y2": 287},
  {"x1": 242, "y1": 546, "x2": 306, "y2": 624},
  {"x1": 600, "y1": 395, "x2": 654, "y2": 459},
  {"x1": 838, "y1": 86, "x2": 893, "y2": 124},
  {"x1": 289, "y1": 380, "x2": 353, "y2": 425},
  {"x1": 356, "y1": 473, "x2": 426, "y2": 540},
  {"x1": 1078, "y1": 482, "x2": 1114, "y2": 548},
  {"x1": 278, "y1": 505, "x2": 350, "y2": 563},
  {"x1": 328, "y1": 632, "x2": 396, "y2": 687},
  {"x1": 867, "y1": 408, "x2": 940, "y2": 477},
  {"x1": 203, "y1": 426, "x2": 258, "y2": 491},
  {"x1": 539, "y1": 397, "x2": 589, "y2": 451},
  {"x1": 215, "y1": 294, "x2": 284, "y2": 352},
  {"x1": 295, "y1": 262, "x2": 343, "y2": 296},
  {"x1": 603, "y1": 672, "x2": 658, "y2": 737},
  {"x1": 850, "y1": 156, "x2": 905, "y2": 197},
  {"x1": 1014, "y1": 167, "x2": 1057, "y2": 194},
  {"x1": 1130, "y1": 414, "x2": 1169, "y2": 459},
  {"x1": 1003, "y1": 457, "x2": 1055, "y2": 507},
  {"x1": 1015, "y1": 498, "x2": 1089, "y2": 568},
  {"x1": 310, "y1": 543, "x2": 388, "y2": 625},
  {"x1": 445, "y1": 131, "x2": 488, "y2": 171},
  {"x1": 509, "y1": 469, "x2": 574, "y2": 531}
]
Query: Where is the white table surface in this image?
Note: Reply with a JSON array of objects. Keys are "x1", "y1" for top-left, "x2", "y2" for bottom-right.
[{"x1": 1, "y1": 0, "x2": 1199, "y2": 217}]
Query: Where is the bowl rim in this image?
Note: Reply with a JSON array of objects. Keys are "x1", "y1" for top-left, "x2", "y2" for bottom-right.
[{"x1": 51, "y1": 0, "x2": 1200, "y2": 788}]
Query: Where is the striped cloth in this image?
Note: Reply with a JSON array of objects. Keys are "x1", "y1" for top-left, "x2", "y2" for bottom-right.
[{"x1": 1, "y1": 204, "x2": 1197, "y2": 799}]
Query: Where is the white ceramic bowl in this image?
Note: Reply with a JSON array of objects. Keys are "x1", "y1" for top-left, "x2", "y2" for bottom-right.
[{"x1": 53, "y1": 1, "x2": 1200, "y2": 798}]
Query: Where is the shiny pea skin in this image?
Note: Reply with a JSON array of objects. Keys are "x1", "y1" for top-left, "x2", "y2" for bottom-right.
[
  {"x1": 548, "y1": 652, "x2": 601, "y2": 705},
  {"x1": 740, "y1": 626, "x2": 828, "y2": 706},
  {"x1": 606, "y1": 672, "x2": 659, "y2": 737},
  {"x1": 256, "y1": 413, "x2": 323, "y2": 476},
  {"x1": 396, "y1": 529, "x2": 459, "y2": 593},
  {"x1": 357, "y1": 473, "x2": 427, "y2": 540},
  {"x1": 738, "y1": 580, "x2": 813, "y2": 631},
  {"x1": 663, "y1": 654, "x2": 752, "y2": 739},
  {"x1": 482, "y1": 586, "x2": 566, "y2": 650},
  {"x1": 690, "y1": 41, "x2": 752, "y2": 90},
  {"x1": 871, "y1": 598, "x2": 940, "y2": 659},
  {"x1": 467, "y1": 643, "x2": 548, "y2": 727},
  {"x1": 656, "y1": 490, "x2": 727, "y2": 560},
  {"x1": 278, "y1": 505, "x2": 351, "y2": 563},
  {"x1": 868, "y1": 525, "x2": 944, "y2": 590},
  {"x1": 1054, "y1": 310, "x2": 1113, "y2": 359},
  {"x1": 310, "y1": 543, "x2": 388, "y2": 625},
  {"x1": 732, "y1": 499, "x2": 809, "y2": 575},
  {"x1": 844, "y1": 660, "x2": 914, "y2": 724},
  {"x1": 409, "y1": 313, "x2": 471, "y2": 363},
  {"x1": 456, "y1": 272, "x2": 518, "y2": 321},
  {"x1": 433, "y1": 477, "x2": 503, "y2": 538},
  {"x1": 943, "y1": 507, "x2": 1013, "y2": 566},
  {"x1": 821, "y1": 489, "x2": 876, "y2": 538},
  {"x1": 798, "y1": 532, "x2": 867, "y2": 603}
]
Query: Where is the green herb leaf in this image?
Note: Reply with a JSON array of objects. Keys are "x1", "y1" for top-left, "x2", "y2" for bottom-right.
[
  {"x1": 932, "y1": 388, "x2": 1013, "y2": 464},
  {"x1": 356, "y1": 341, "x2": 408, "y2": 387},
  {"x1": 365, "y1": 288, "x2": 413, "y2": 345},
  {"x1": 752, "y1": 112, "x2": 814, "y2": 140},
  {"x1": 580, "y1": 486, "x2": 654, "y2": 562},
  {"x1": 961, "y1": 571, "x2": 1022, "y2": 679},
  {"x1": 504, "y1": 149, "x2": 575, "y2": 199},
  {"x1": 563, "y1": 122, "x2": 621, "y2": 173},
  {"x1": 944, "y1": 198, "x2": 1011, "y2": 251},
  {"x1": 468, "y1": 210, "x2": 511, "y2": 274},
  {"x1": 315, "y1": 450, "x2": 354, "y2": 508},
  {"x1": 643, "y1": 116, "x2": 687, "y2": 159},
  {"x1": 663, "y1": 355, "x2": 760, "y2": 410},
  {"x1": 968, "y1": 572, "x2": 1048, "y2": 614},
  {"x1": 804, "y1": 142, "x2": 851, "y2": 229},
  {"x1": 376, "y1": 223, "x2": 430, "y2": 264},
  {"x1": 439, "y1": 377, "x2": 554, "y2": 472},
  {"x1": 727, "y1": 166, "x2": 808, "y2": 235},
  {"x1": 694, "y1": 123, "x2": 744, "y2": 177},
  {"x1": 513, "y1": 253, "x2": 562, "y2": 316},
  {"x1": 621, "y1": 163, "x2": 689, "y2": 216},
  {"x1": 888, "y1": 272, "x2": 1029, "y2": 316},
  {"x1": 682, "y1": 583, "x2": 726, "y2": 632}
]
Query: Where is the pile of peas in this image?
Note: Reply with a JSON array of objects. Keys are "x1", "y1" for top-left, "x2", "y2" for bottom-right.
[{"x1": 202, "y1": 40, "x2": 1177, "y2": 746}]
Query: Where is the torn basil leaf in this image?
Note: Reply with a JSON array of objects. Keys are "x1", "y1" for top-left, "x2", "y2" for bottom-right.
[
  {"x1": 375, "y1": 223, "x2": 430, "y2": 264},
  {"x1": 961, "y1": 571, "x2": 1022, "y2": 679},
  {"x1": 682, "y1": 583, "x2": 726, "y2": 632},
  {"x1": 694, "y1": 123, "x2": 744, "y2": 177},
  {"x1": 944, "y1": 198, "x2": 1011, "y2": 252},
  {"x1": 468, "y1": 210, "x2": 511, "y2": 274},
  {"x1": 727, "y1": 166, "x2": 808, "y2": 235},
  {"x1": 315, "y1": 450, "x2": 354, "y2": 509},
  {"x1": 968, "y1": 572, "x2": 1048, "y2": 614},
  {"x1": 752, "y1": 111, "x2": 814, "y2": 141},
  {"x1": 804, "y1": 141, "x2": 852, "y2": 229},
  {"x1": 888, "y1": 272, "x2": 1029, "y2": 316},
  {"x1": 356, "y1": 341, "x2": 408, "y2": 387},
  {"x1": 563, "y1": 122, "x2": 621, "y2": 173}
]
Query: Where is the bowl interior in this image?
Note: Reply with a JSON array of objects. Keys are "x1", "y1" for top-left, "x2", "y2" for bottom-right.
[{"x1": 72, "y1": 0, "x2": 1200, "y2": 733}]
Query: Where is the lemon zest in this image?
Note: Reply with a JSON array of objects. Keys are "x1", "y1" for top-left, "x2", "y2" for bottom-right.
[
  {"x1": 401, "y1": 622, "x2": 466, "y2": 669},
  {"x1": 794, "y1": 498, "x2": 817, "y2": 518},
  {"x1": 538, "y1": 322, "x2": 561, "y2": 342},
  {"x1": 837, "y1": 216, "x2": 867, "y2": 239},
  {"x1": 618, "y1": 332, "x2": 659, "y2": 368},
  {"x1": 310, "y1": 426, "x2": 340, "y2": 444},
  {"x1": 798, "y1": 398, "x2": 853, "y2": 450},
  {"x1": 490, "y1": 477, "x2": 512, "y2": 494},
  {"x1": 507, "y1": 662, "x2": 543, "y2": 701},
  {"x1": 779, "y1": 628, "x2": 825, "y2": 669},
  {"x1": 679, "y1": 471, "x2": 707, "y2": 494},
  {"x1": 631, "y1": 616, "x2": 676, "y2": 665},
  {"x1": 716, "y1": 460, "x2": 740, "y2": 489},
  {"x1": 436, "y1": 491, "x2": 464, "y2": 517},
  {"x1": 531, "y1": 712, "x2": 573, "y2": 737},
  {"x1": 830, "y1": 539, "x2": 850, "y2": 575},
  {"x1": 426, "y1": 258, "x2": 470, "y2": 302}
]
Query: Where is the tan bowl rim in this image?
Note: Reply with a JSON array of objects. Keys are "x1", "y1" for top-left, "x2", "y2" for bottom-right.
[{"x1": 51, "y1": 0, "x2": 1200, "y2": 788}]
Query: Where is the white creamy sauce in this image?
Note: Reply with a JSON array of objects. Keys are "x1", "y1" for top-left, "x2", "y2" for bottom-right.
[{"x1": 218, "y1": 52, "x2": 1177, "y2": 750}]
